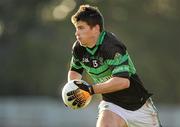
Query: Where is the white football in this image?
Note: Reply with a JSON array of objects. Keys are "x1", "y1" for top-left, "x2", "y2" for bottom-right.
[{"x1": 62, "y1": 80, "x2": 92, "y2": 110}]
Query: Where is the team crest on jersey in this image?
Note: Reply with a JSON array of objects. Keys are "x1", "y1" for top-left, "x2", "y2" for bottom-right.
[
  {"x1": 114, "y1": 52, "x2": 121, "y2": 59},
  {"x1": 99, "y1": 57, "x2": 104, "y2": 64}
]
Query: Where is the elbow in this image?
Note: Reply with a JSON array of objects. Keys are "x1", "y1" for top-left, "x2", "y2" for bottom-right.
[
  {"x1": 123, "y1": 78, "x2": 130, "y2": 89},
  {"x1": 113, "y1": 77, "x2": 130, "y2": 90}
]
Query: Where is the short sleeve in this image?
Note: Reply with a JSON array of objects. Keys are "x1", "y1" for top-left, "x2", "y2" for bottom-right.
[
  {"x1": 104, "y1": 42, "x2": 136, "y2": 78},
  {"x1": 69, "y1": 42, "x2": 84, "y2": 74},
  {"x1": 70, "y1": 56, "x2": 84, "y2": 74}
]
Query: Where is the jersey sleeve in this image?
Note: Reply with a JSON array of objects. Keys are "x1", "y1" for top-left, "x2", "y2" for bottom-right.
[
  {"x1": 104, "y1": 42, "x2": 136, "y2": 78},
  {"x1": 70, "y1": 56, "x2": 84, "y2": 74},
  {"x1": 69, "y1": 42, "x2": 84, "y2": 75}
]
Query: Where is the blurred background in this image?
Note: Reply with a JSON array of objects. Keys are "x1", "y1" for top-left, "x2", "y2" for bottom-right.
[{"x1": 0, "y1": 0, "x2": 179, "y2": 127}]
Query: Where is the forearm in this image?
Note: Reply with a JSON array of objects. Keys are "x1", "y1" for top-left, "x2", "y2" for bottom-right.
[
  {"x1": 68, "y1": 70, "x2": 82, "y2": 81},
  {"x1": 93, "y1": 77, "x2": 130, "y2": 94}
]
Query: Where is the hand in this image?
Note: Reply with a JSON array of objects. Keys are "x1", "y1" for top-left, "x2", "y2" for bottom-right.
[
  {"x1": 73, "y1": 80, "x2": 95, "y2": 95},
  {"x1": 67, "y1": 88, "x2": 87, "y2": 107}
]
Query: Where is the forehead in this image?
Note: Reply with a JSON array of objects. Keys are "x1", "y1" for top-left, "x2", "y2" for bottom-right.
[{"x1": 75, "y1": 21, "x2": 89, "y2": 27}]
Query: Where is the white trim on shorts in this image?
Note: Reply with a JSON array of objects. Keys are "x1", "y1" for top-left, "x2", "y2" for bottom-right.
[{"x1": 98, "y1": 98, "x2": 162, "y2": 127}]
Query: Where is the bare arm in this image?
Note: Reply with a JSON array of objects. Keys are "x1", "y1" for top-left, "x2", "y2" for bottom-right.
[
  {"x1": 92, "y1": 77, "x2": 130, "y2": 94},
  {"x1": 68, "y1": 71, "x2": 130, "y2": 95},
  {"x1": 68, "y1": 70, "x2": 82, "y2": 81}
]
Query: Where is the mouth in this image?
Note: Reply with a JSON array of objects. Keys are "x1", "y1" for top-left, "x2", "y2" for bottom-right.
[
  {"x1": 76, "y1": 37, "x2": 82, "y2": 43},
  {"x1": 76, "y1": 38, "x2": 85, "y2": 46},
  {"x1": 76, "y1": 36, "x2": 80, "y2": 40}
]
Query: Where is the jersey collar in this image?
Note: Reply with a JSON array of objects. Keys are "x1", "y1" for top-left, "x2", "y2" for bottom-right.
[{"x1": 86, "y1": 31, "x2": 106, "y2": 55}]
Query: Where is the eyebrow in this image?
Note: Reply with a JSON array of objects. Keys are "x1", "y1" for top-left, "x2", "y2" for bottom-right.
[{"x1": 75, "y1": 24, "x2": 84, "y2": 28}]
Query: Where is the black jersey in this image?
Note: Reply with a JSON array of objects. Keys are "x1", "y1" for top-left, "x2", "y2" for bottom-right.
[{"x1": 70, "y1": 31, "x2": 152, "y2": 111}]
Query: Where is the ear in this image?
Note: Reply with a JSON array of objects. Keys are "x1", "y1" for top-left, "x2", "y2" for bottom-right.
[{"x1": 93, "y1": 24, "x2": 100, "y2": 32}]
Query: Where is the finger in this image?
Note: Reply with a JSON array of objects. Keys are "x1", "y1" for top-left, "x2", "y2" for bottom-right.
[
  {"x1": 67, "y1": 90, "x2": 76, "y2": 96},
  {"x1": 67, "y1": 89, "x2": 80, "y2": 96},
  {"x1": 77, "y1": 100, "x2": 85, "y2": 107},
  {"x1": 72, "y1": 99, "x2": 78, "y2": 106},
  {"x1": 74, "y1": 81, "x2": 82, "y2": 87},
  {"x1": 76, "y1": 95, "x2": 86, "y2": 107},
  {"x1": 77, "y1": 102, "x2": 82, "y2": 107},
  {"x1": 68, "y1": 95, "x2": 76, "y2": 101}
]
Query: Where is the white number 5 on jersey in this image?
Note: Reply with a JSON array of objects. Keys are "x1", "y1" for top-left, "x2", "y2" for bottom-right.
[{"x1": 92, "y1": 60, "x2": 98, "y2": 67}]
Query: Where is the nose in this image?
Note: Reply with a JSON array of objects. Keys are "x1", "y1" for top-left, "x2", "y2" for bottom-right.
[{"x1": 75, "y1": 30, "x2": 79, "y2": 36}]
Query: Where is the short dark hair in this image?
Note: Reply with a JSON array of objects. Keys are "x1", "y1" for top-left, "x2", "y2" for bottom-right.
[{"x1": 71, "y1": 5, "x2": 104, "y2": 32}]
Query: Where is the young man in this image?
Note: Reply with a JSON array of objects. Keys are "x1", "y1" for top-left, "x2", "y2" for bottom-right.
[{"x1": 66, "y1": 4, "x2": 162, "y2": 127}]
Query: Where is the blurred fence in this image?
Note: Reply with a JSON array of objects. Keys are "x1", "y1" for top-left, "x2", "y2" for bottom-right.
[{"x1": 0, "y1": 97, "x2": 179, "y2": 127}]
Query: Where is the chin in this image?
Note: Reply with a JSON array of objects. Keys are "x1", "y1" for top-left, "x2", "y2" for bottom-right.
[
  {"x1": 80, "y1": 43, "x2": 87, "y2": 47},
  {"x1": 78, "y1": 41, "x2": 87, "y2": 47}
]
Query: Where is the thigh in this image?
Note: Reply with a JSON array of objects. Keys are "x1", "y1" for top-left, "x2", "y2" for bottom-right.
[
  {"x1": 96, "y1": 110, "x2": 128, "y2": 127},
  {"x1": 127, "y1": 99, "x2": 162, "y2": 127}
]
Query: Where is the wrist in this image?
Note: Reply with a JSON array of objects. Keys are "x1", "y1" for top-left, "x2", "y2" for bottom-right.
[{"x1": 89, "y1": 85, "x2": 95, "y2": 95}]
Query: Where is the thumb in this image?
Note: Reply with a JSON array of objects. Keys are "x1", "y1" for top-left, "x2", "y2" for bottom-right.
[{"x1": 73, "y1": 80, "x2": 82, "y2": 87}]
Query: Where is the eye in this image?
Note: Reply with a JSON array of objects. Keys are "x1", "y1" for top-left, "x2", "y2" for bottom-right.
[{"x1": 78, "y1": 26, "x2": 84, "y2": 30}]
